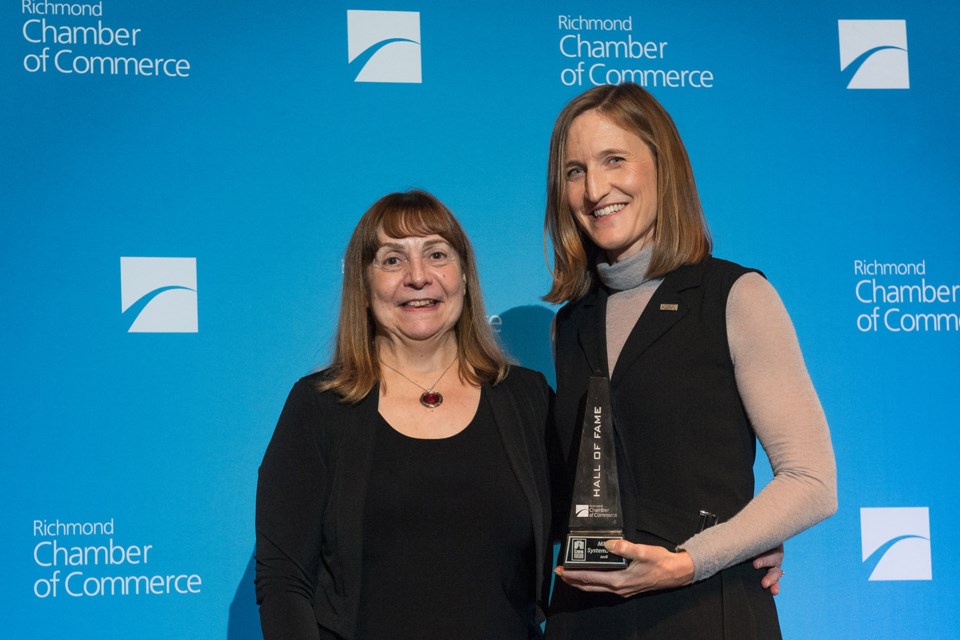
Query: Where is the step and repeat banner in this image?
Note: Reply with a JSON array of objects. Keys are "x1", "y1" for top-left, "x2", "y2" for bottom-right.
[{"x1": 3, "y1": 1, "x2": 957, "y2": 638}]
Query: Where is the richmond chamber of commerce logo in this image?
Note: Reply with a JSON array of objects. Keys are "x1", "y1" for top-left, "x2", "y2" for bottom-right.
[
  {"x1": 861, "y1": 507, "x2": 932, "y2": 581},
  {"x1": 347, "y1": 10, "x2": 421, "y2": 83},
  {"x1": 120, "y1": 257, "x2": 198, "y2": 333},
  {"x1": 838, "y1": 20, "x2": 909, "y2": 89}
]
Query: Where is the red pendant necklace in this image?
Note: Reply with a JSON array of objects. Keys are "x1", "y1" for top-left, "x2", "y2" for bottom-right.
[{"x1": 380, "y1": 357, "x2": 458, "y2": 409}]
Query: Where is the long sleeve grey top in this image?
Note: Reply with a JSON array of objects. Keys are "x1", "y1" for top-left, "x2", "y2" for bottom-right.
[{"x1": 598, "y1": 247, "x2": 838, "y2": 581}]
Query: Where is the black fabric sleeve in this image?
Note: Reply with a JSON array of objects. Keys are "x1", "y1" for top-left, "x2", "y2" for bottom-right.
[
  {"x1": 255, "y1": 380, "x2": 328, "y2": 640},
  {"x1": 545, "y1": 385, "x2": 567, "y2": 547}
]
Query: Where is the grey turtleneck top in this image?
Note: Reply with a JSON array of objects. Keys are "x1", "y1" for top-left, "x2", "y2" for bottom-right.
[{"x1": 597, "y1": 246, "x2": 837, "y2": 581}]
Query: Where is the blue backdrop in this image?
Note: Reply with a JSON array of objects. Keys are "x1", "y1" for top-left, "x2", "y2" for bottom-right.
[{"x1": 4, "y1": 1, "x2": 957, "y2": 638}]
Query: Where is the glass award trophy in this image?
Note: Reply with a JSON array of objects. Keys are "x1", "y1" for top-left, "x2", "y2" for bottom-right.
[{"x1": 562, "y1": 376, "x2": 628, "y2": 570}]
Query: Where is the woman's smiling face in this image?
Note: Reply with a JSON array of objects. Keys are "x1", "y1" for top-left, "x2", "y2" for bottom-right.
[
  {"x1": 367, "y1": 232, "x2": 465, "y2": 345},
  {"x1": 564, "y1": 109, "x2": 658, "y2": 263}
]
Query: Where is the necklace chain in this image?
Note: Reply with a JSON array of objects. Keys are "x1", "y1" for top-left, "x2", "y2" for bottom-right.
[{"x1": 380, "y1": 356, "x2": 458, "y2": 408}]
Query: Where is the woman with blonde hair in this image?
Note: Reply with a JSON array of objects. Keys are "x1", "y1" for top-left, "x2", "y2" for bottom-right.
[{"x1": 544, "y1": 84, "x2": 837, "y2": 639}]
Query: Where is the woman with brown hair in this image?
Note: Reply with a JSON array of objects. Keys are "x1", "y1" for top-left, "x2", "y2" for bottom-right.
[
  {"x1": 544, "y1": 84, "x2": 837, "y2": 639},
  {"x1": 256, "y1": 190, "x2": 553, "y2": 639}
]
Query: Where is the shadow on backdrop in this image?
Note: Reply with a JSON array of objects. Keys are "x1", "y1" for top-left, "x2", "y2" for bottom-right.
[
  {"x1": 496, "y1": 305, "x2": 557, "y2": 389},
  {"x1": 228, "y1": 552, "x2": 262, "y2": 640}
]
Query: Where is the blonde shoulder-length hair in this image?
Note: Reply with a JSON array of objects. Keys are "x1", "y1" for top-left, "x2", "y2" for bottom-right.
[
  {"x1": 320, "y1": 190, "x2": 509, "y2": 403},
  {"x1": 544, "y1": 83, "x2": 712, "y2": 304}
]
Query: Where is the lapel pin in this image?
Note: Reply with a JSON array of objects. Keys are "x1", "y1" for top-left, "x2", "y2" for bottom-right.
[{"x1": 659, "y1": 303, "x2": 679, "y2": 311}]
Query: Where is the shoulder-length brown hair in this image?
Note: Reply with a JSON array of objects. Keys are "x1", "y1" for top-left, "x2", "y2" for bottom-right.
[
  {"x1": 544, "y1": 83, "x2": 712, "y2": 303},
  {"x1": 320, "y1": 190, "x2": 509, "y2": 402}
]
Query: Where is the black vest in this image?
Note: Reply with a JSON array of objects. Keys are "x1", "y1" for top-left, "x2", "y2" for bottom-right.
[
  {"x1": 548, "y1": 258, "x2": 781, "y2": 639},
  {"x1": 553, "y1": 257, "x2": 760, "y2": 549}
]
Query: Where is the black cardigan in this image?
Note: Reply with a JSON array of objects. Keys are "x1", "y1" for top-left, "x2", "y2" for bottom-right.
[{"x1": 256, "y1": 366, "x2": 554, "y2": 640}]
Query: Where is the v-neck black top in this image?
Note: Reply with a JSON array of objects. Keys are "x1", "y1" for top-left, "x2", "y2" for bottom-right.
[{"x1": 356, "y1": 389, "x2": 537, "y2": 639}]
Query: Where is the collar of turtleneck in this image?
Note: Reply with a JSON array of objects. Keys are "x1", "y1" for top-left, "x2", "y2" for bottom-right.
[{"x1": 596, "y1": 243, "x2": 658, "y2": 292}]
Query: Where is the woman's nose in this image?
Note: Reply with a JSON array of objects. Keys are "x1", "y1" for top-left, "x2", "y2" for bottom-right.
[
  {"x1": 403, "y1": 256, "x2": 430, "y2": 287},
  {"x1": 584, "y1": 170, "x2": 608, "y2": 204}
]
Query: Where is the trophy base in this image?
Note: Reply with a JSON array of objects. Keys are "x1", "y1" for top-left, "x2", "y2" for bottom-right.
[{"x1": 562, "y1": 530, "x2": 629, "y2": 570}]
